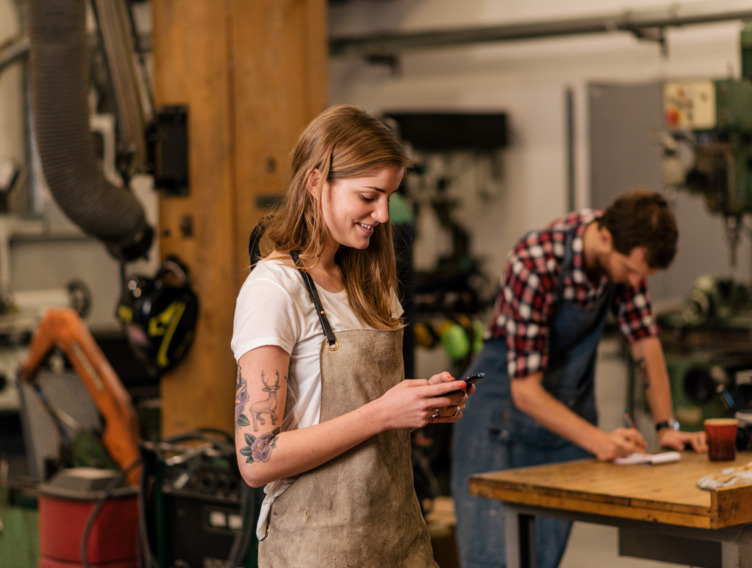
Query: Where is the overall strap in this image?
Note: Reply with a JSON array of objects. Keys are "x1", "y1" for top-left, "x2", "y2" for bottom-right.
[
  {"x1": 290, "y1": 251, "x2": 339, "y2": 351},
  {"x1": 553, "y1": 227, "x2": 577, "y2": 299}
]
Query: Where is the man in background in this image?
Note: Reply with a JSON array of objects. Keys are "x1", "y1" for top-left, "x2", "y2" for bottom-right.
[{"x1": 451, "y1": 189, "x2": 707, "y2": 568}]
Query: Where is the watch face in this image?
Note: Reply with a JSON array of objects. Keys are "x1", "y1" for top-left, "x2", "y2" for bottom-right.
[{"x1": 656, "y1": 419, "x2": 680, "y2": 432}]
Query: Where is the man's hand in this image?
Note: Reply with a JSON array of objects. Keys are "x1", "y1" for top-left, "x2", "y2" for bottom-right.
[
  {"x1": 658, "y1": 428, "x2": 707, "y2": 452},
  {"x1": 593, "y1": 427, "x2": 648, "y2": 461}
]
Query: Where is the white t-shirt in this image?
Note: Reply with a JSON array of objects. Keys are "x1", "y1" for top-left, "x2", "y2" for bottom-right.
[
  {"x1": 231, "y1": 257, "x2": 401, "y2": 538},
  {"x1": 232, "y1": 258, "x2": 368, "y2": 429}
]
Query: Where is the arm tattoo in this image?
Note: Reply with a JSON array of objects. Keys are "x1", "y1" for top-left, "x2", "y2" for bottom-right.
[
  {"x1": 239, "y1": 428, "x2": 280, "y2": 463},
  {"x1": 236, "y1": 367, "x2": 285, "y2": 464},
  {"x1": 235, "y1": 366, "x2": 249, "y2": 433},
  {"x1": 250, "y1": 370, "x2": 282, "y2": 432},
  {"x1": 635, "y1": 356, "x2": 650, "y2": 389}
]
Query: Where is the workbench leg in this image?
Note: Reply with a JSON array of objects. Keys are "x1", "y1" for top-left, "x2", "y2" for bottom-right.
[
  {"x1": 721, "y1": 525, "x2": 752, "y2": 568},
  {"x1": 505, "y1": 507, "x2": 536, "y2": 568}
]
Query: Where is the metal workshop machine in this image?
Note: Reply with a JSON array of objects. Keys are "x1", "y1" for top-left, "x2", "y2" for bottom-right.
[
  {"x1": 16, "y1": 308, "x2": 259, "y2": 568},
  {"x1": 663, "y1": 22, "x2": 752, "y2": 266},
  {"x1": 17, "y1": 308, "x2": 141, "y2": 568},
  {"x1": 657, "y1": 22, "x2": 752, "y2": 429}
]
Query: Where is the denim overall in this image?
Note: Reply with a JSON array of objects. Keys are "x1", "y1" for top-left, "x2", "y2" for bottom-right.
[{"x1": 451, "y1": 228, "x2": 614, "y2": 568}]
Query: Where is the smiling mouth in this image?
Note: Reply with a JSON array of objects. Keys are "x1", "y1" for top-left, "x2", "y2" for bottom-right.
[{"x1": 357, "y1": 222, "x2": 376, "y2": 233}]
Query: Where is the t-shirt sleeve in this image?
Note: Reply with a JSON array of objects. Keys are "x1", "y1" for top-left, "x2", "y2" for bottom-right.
[{"x1": 231, "y1": 274, "x2": 302, "y2": 361}]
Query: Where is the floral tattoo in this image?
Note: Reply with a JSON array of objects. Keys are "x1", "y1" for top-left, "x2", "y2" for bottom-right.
[{"x1": 240, "y1": 428, "x2": 280, "y2": 463}]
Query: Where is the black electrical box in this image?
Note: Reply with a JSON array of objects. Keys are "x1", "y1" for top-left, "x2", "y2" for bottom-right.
[
  {"x1": 140, "y1": 441, "x2": 261, "y2": 568},
  {"x1": 161, "y1": 463, "x2": 257, "y2": 568},
  {"x1": 383, "y1": 111, "x2": 508, "y2": 151},
  {"x1": 150, "y1": 104, "x2": 189, "y2": 196}
]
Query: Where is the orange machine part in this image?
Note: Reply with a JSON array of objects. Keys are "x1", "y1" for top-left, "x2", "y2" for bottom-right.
[{"x1": 18, "y1": 308, "x2": 141, "y2": 486}]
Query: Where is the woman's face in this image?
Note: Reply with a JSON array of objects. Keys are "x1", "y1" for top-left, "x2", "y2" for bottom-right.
[{"x1": 319, "y1": 165, "x2": 404, "y2": 250}]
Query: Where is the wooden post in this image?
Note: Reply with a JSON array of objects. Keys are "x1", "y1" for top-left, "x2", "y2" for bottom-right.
[{"x1": 152, "y1": 0, "x2": 327, "y2": 437}]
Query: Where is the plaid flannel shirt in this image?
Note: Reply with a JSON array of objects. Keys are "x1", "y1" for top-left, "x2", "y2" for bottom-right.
[{"x1": 489, "y1": 209, "x2": 659, "y2": 379}]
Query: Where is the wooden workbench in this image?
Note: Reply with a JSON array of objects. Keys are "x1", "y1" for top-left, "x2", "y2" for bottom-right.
[{"x1": 469, "y1": 451, "x2": 752, "y2": 567}]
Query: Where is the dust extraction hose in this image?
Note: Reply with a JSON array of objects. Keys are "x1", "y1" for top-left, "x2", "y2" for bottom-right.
[{"x1": 29, "y1": 0, "x2": 153, "y2": 261}]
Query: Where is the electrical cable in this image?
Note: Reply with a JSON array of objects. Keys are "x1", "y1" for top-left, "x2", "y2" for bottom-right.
[
  {"x1": 223, "y1": 481, "x2": 254, "y2": 568},
  {"x1": 78, "y1": 427, "x2": 244, "y2": 568},
  {"x1": 138, "y1": 444, "x2": 161, "y2": 568},
  {"x1": 80, "y1": 458, "x2": 142, "y2": 568},
  {"x1": 166, "y1": 428, "x2": 253, "y2": 568},
  {"x1": 136, "y1": 428, "x2": 255, "y2": 568}
]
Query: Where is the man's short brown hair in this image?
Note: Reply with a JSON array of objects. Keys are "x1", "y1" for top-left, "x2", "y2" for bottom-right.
[{"x1": 598, "y1": 189, "x2": 678, "y2": 269}]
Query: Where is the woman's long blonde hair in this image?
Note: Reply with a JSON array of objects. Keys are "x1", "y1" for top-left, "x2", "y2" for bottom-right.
[{"x1": 260, "y1": 104, "x2": 411, "y2": 330}]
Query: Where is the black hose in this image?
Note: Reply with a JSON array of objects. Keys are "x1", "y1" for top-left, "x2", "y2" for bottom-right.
[{"x1": 29, "y1": 0, "x2": 153, "y2": 261}]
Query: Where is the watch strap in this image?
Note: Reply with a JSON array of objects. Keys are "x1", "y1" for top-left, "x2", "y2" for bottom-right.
[{"x1": 655, "y1": 418, "x2": 679, "y2": 432}]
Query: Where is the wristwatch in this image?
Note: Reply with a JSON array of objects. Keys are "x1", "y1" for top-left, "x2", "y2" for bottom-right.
[{"x1": 655, "y1": 417, "x2": 680, "y2": 432}]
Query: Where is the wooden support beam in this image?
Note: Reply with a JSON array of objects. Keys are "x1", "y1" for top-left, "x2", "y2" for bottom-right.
[{"x1": 152, "y1": 0, "x2": 327, "y2": 437}]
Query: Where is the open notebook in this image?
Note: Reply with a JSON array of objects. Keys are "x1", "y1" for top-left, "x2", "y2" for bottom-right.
[{"x1": 614, "y1": 451, "x2": 681, "y2": 465}]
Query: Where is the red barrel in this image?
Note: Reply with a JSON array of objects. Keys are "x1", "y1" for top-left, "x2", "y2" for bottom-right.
[{"x1": 38, "y1": 468, "x2": 138, "y2": 568}]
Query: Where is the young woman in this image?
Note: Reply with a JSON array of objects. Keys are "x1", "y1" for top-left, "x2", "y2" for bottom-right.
[{"x1": 232, "y1": 104, "x2": 471, "y2": 567}]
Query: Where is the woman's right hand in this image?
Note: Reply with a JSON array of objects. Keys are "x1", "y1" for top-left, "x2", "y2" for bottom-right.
[{"x1": 374, "y1": 372, "x2": 469, "y2": 431}]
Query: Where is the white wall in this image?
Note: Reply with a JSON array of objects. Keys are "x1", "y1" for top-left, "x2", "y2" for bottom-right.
[
  {"x1": 330, "y1": 0, "x2": 742, "y2": 284},
  {"x1": 329, "y1": 0, "x2": 746, "y2": 391}
]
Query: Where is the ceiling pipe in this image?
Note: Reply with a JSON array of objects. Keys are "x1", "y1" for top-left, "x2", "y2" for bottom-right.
[{"x1": 330, "y1": 0, "x2": 752, "y2": 58}]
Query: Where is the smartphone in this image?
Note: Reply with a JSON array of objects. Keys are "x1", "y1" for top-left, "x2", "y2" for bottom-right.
[
  {"x1": 463, "y1": 372, "x2": 486, "y2": 387},
  {"x1": 448, "y1": 371, "x2": 486, "y2": 394}
]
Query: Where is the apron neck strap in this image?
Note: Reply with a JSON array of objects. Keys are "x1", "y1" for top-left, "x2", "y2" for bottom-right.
[{"x1": 290, "y1": 251, "x2": 339, "y2": 351}]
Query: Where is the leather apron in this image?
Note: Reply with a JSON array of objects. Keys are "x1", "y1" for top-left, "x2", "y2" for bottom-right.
[{"x1": 259, "y1": 328, "x2": 437, "y2": 568}]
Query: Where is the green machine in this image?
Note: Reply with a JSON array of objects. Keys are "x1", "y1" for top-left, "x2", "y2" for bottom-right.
[
  {"x1": 0, "y1": 482, "x2": 39, "y2": 568},
  {"x1": 657, "y1": 23, "x2": 752, "y2": 425},
  {"x1": 654, "y1": 275, "x2": 752, "y2": 430},
  {"x1": 662, "y1": 351, "x2": 736, "y2": 431},
  {"x1": 664, "y1": 22, "x2": 752, "y2": 265}
]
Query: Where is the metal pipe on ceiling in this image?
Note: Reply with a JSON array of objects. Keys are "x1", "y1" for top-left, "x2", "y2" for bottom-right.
[{"x1": 330, "y1": 0, "x2": 752, "y2": 58}]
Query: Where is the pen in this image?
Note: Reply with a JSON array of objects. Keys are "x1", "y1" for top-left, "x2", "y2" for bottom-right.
[{"x1": 623, "y1": 410, "x2": 636, "y2": 429}]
